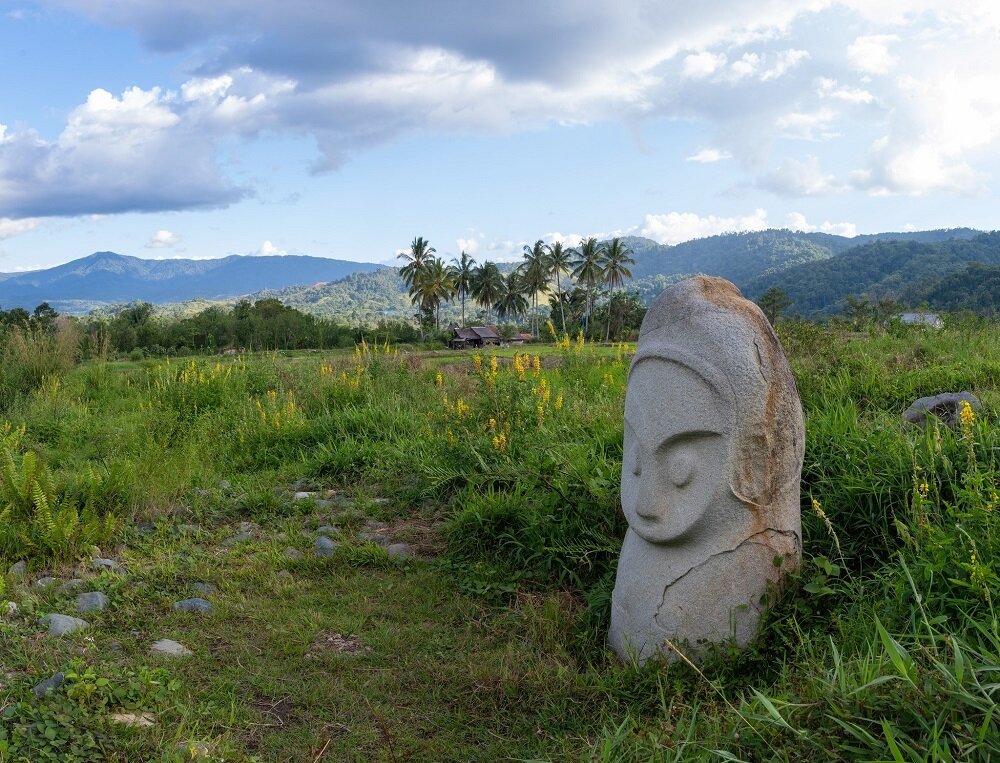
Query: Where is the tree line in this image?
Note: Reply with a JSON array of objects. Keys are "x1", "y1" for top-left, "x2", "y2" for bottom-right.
[{"x1": 397, "y1": 234, "x2": 640, "y2": 340}]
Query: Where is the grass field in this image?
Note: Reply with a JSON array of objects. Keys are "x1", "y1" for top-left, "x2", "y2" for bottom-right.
[{"x1": 1, "y1": 324, "x2": 999, "y2": 761}]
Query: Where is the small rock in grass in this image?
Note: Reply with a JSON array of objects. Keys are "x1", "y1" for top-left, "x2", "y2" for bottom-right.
[
  {"x1": 217, "y1": 479, "x2": 232, "y2": 491},
  {"x1": 293, "y1": 491, "x2": 316, "y2": 501},
  {"x1": 316, "y1": 524, "x2": 339, "y2": 535},
  {"x1": 151, "y1": 638, "x2": 192, "y2": 656},
  {"x1": 91, "y1": 558, "x2": 120, "y2": 572},
  {"x1": 237, "y1": 521, "x2": 259, "y2": 533},
  {"x1": 357, "y1": 532, "x2": 389, "y2": 546},
  {"x1": 221, "y1": 531, "x2": 252, "y2": 547},
  {"x1": 135, "y1": 521, "x2": 156, "y2": 535},
  {"x1": 75, "y1": 592, "x2": 109, "y2": 613},
  {"x1": 176, "y1": 741, "x2": 212, "y2": 759},
  {"x1": 275, "y1": 570, "x2": 294, "y2": 583},
  {"x1": 34, "y1": 577, "x2": 60, "y2": 590},
  {"x1": 333, "y1": 496, "x2": 355, "y2": 509},
  {"x1": 8, "y1": 561, "x2": 27, "y2": 577},
  {"x1": 386, "y1": 543, "x2": 413, "y2": 559},
  {"x1": 283, "y1": 547, "x2": 304, "y2": 560},
  {"x1": 372, "y1": 498, "x2": 390, "y2": 506},
  {"x1": 32, "y1": 672, "x2": 66, "y2": 698},
  {"x1": 315, "y1": 536, "x2": 337, "y2": 557},
  {"x1": 314, "y1": 499, "x2": 333, "y2": 510},
  {"x1": 5, "y1": 601, "x2": 18, "y2": 616},
  {"x1": 191, "y1": 582, "x2": 217, "y2": 595},
  {"x1": 46, "y1": 613, "x2": 89, "y2": 636},
  {"x1": 110, "y1": 711, "x2": 156, "y2": 727},
  {"x1": 173, "y1": 598, "x2": 212, "y2": 614}
]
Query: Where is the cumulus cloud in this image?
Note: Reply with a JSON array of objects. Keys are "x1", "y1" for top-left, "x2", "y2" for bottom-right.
[
  {"x1": 686, "y1": 148, "x2": 733, "y2": 163},
  {"x1": 785, "y1": 212, "x2": 857, "y2": 237},
  {"x1": 254, "y1": 240, "x2": 287, "y2": 256},
  {"x1": 455, "y1": 237, "x2": 479, "y2": 255},
  {"x1": 0, "y1": 217, "x2": 41, "y2": 240},
  {"x1": 847, "y1": 34, "x2": 899, "y2": 75},
  {"x1": 758, "y1": 156, "x2": 844, "y2": 196},
  {"x1": 640, "y1": 208, "x2": 770, "y2": 245},
  {"x1": 145, "y1": 229, "x2": 180, "y2": 248},
  {"x1": 774, "y1": 108, "x2": 838, "y2": 141}
]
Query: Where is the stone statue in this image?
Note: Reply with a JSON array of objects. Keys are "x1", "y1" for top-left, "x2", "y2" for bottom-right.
[{"x1": 609, "y1": 276, "x2": 804, "y2": 663}]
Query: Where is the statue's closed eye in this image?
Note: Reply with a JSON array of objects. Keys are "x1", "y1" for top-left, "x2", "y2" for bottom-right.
[{"x1": 655, "y1": 430, "x2": 722, "y2": 490}]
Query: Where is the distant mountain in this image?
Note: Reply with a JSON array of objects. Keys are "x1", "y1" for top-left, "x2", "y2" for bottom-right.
[
  {"x1": 744, "y1": 232, "x2": 1000, "y2": 314},
  {"x1": 902, "y1": 262, "x2": 1000, "y2": 315},
  {"x1": 0, "y1": 252, "x2": 383, "y2": 312}
]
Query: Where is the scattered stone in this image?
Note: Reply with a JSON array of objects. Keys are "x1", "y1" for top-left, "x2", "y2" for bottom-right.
[
  {"x1": 176, "y1": 741, "x2": 212, "y2": 758},
  {"x1": 275, "y1": 570, "x2": 294, "y2": 583},
  {"x1": 291, "y1": 478, "x2": 311, "y2": 491},
  {"x1": 903, "y1": 392, "x2": 981, "y2": 429},
  {"x1": 91, "y1": 558, "x2": 120, "y2": 572},
  {"x1": 332, "y1": 496, "x2": 355, "y2": 509},
  {"x1": 386, "y1": 543, "x2": 413, "y2": 559},
  {"x1": 6, "y1": 601, "x2": 18, "y2": 616},
  {"x1": 151, "y1": 638, "x2": 192, "y2": 656},
  {"x1": 8, "y1": 561, "x2": 27, "y2": 577},
  {"x1": 217, "y1": 479, "x2": 232, "y2": 491},
  {"x1": 173, "y1": 598, "x2": 212, "y2": 614},
  {"x1": 314, "y1": 499, "x2": 333, "y2": 510},
  {"x1": 293, "y1": 491, "x2": 316, "y2": 501},
  {"x1": 316, "y1": 524, "x2": 339, "y2": 535},
  {"x1": 75, "y1": 592, "x2": 109, "y2": 613},
  {"x1": 237, "y1": 521, "x2": 259, "y2": 533},
  {"x1": 305, "y1": 630, "x2": 368, "y2": 658},
  {"x1": 358, "y1": 532, "x2": 389, "y2": 546},
  {"x1": 283, "y1": 547, "x2": 304, "y2": 560},
  {"x1": 372, "y1": 498, "x2": 390, "y2": 505},
  {"x1": 32, "y1": 672, "x2": 66, "y2": 698},
  {"x1": 46, "y1": 613, "x2": 90, "y2": 636},
  {"x1": 191, "y1": 582, "x2": 217, "y2": 595},
  {"x1": 609, "y1": 276, "x2": 804, "y2": 664},
  {"x1": 34, "y1": 577, "x2": 60, "y2": 590},
  {"x1": 108, "y1": 641, "x2": 124, "y2": 653},
  {"x1": 110, "y1": 711, "x2": 156, "y2": 727},
  {"x1": 315, "y1": 536, "x2": 337, "y2": 557},
  {"x1": 221, "y1": 531, "x2": 252, "y2": 547}
]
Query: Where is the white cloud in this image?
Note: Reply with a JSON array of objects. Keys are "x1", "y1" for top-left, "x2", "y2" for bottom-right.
[
  {"x1": 145, "y1": 229, "x2": 180, "y2": 248},
  {"x1": 847, "y1": 34, "x2": 899, "y2": 75},
  {"x1": 775, "y1": 108, "x2": 838, "y2": 140},
  {"x1": 682, "y1": 51, "x2": 727, "y2": 79},
  {"x1": 456, "y1": 237, "x2": 479, "y2": 255},
  {"x1": 816, "y1": 77, "x2": 875, "y2": 104},
  {"x1": 0, "y1": 217, "x2": 41, "y2": 240},
  {"x1": 640, "y1": 208, "x2": 770, "y2": 245},
  {"x1": 785, "y1": 212, "x2": 858, "y2": 237},
  {"x1": 759, "y1": 156, "x2": 843, "y2": 196},
  {"x1": 686, "y1": 148, "x2": 733, "y2": 163},
  {"x1": 254, "y1": 240, "x2": 287, "y2": 256}
]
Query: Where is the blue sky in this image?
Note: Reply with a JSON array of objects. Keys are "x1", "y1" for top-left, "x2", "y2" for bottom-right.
[{"x1": 1, "y1": 1, "x2": 998, "y2": 270}]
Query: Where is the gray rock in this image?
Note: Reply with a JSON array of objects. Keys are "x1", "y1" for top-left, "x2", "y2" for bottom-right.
[
  {"x1": 609, "y1": 277, "x2": 804, "y2": 664},
  {"x1": 34, "y1": 577, "x2": 59, "y2": 590},
  {"x1": 237, "y1": 521, "x2": 259, "y2": 533},
  {"x1": 221, "y1": 531, "x2": 252, "y2": 547},
  {"x1": 275, "y1": 570, "x2": 294, "y2": 583},
  {"x1": 332, "y1": 496, "x2": 355, "y2": 509},
  {"x1": 386, "y1": 543, "x2": 413, "y2": 559},
  {"x1": 316, "y1": 524, "x2": 339, "y2": 535},
  {"x1": 191, "y1": 582, "x2": 217, "y2": 595},
  {"x1": 903, "y1": 392, "x2": 981, "y2": 429},
  {"x1": 314, "y1": 499, "x2": 333, "y2": 510},
  {"x1": 217, "y1": 479, "x2": 232, "y2": 490},
  {"x1": 46, "y1": 613, "x2": 90, "y2": 636},
  {"x1": 151, "y1": 638, "x2": 193, "y2": 656},
  {"x1": 290, "y1": 478, "x2": 311, "y2": 491},
  {"x1": 315, "y1": 536, "x2": 337, "y2": 557},
  {"x1": 293, "y1": 491, "x2": 316, "y2": 501},
  {"x1": 32, "y1": 672, "x2": 66, "y2": 698},
  {"x1": 135, "y1": 521, "x2": 156, "y2": 534},
  {"x1": 58, "y1": 579, "x2": 86, "y2": 594},
  {"x1": 8, "y1": 561, "x2": 27, "y2": 577},
  {"x1": 173, "y1": 598, "x2": 212, "y2": 614},
  {"x1": 75, "y1": 592, "x2": 109, "y2": 613},
  {"x1": 5, "y1": 601, "x2": 18, "y2": 616},
  {"x1": 91, "y1": 558, "x2": 120, "y2": 572},
  {"x1": 283, "y1": 547, "x2": 304, "y2": 560},
  {"x1": 358, "y1": 532, "x2": 389, "y2": 546}
]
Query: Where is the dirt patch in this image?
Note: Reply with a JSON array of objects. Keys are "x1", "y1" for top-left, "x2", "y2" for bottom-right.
[{"x1": 305, "y1": 631, "x2": 369, "y2": 658}]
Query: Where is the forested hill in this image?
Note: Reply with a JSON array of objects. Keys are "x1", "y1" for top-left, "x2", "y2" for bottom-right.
[
  {"x1": 744, "y1": 232, "x2": 1000, "y2": 315},
  {"x1": 902, "y1": 262, "x2": 1000, "y2": 315}
]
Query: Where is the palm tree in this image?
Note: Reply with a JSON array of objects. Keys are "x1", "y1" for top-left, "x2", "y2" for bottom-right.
[
  {"x1": 521, "y1": 239, "x2": 549, "y2": 337},
  {"x1": 599, "y1": 237, "x2": 635, "y2": 341},
  {"x1": 571, "y1": 237, "x2": 603, "y2": 338},
  {"x1": 497, "y1": 270, "x2": 529, "y2": 324},
  {"x1": 397, "y1": 236, "x2": 436, "y2": 289},
  {"x1": 449, "y1": 250, "x2": 477, "y2": 327},
  {"x1": 545, "y1": 241, "x2": 573, "y2": 334},
  {"x1": 470, "y1": 261, "x2": 504, "y2": 324},
  {"x1": 413, "y1": 257, "x2": 456, "y2": 331}
]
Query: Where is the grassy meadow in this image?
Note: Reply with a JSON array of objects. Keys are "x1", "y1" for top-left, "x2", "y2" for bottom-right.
[{"x1": 1, "y1": 323, "x2": 999, "y2": 761}]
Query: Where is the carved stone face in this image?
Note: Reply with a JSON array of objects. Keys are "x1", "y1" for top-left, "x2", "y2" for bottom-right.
[{"x1": 622, "y1": 358, "x2": 733, "y2": 545}]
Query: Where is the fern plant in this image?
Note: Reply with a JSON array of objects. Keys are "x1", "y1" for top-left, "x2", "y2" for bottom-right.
[{"x1": 0, "y1": 434, "x2": 120, "y2": 562}]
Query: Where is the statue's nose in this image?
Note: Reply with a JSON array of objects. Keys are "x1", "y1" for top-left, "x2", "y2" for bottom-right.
[{"x1": 634, "y1": 474, "x2": 667, "y2": 521}]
